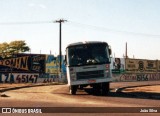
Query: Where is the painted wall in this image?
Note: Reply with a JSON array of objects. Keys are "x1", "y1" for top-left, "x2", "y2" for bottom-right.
[
  {"x1": 45, "y1": 55, "x2": 66, "y2": 74},
  {"x1": 0, "y1": 54, "x2": 66, "y2": 84},
  {"x1": 1, "y1": 55, "x2": 160, "y2": 84},
  {"x1": 0, "y1": 54, "x2": 46, "y2": 73},
  {"x1": 125, "y1": 58, "x2": 157, "y2": 73},
  {"x1": 45, "y1": 55, "x2": 58, "y2": 74},
  {"x1": 110, "y1": 58, "x2": 160, "y2": 73},
  {"x1": 110, "y1": 58, "x2": 125, "y2": 73},
  {"x1": 0, "y1": 73, "x2": 64, "y2": 83},
  {"x1": 111, "y1": 58, "x2": 160, "y2": 82},
  {"x1": 112, "y1": 73, "x2": 160, "y2": 82}
]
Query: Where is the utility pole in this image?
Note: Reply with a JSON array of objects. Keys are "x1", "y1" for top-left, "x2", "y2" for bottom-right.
[
  {"x1": 125, "y1": 42, "x2": 128, "y2": 58},
  {"x1": 55, "y1": 19, "x2": 67, "y2": 73}
]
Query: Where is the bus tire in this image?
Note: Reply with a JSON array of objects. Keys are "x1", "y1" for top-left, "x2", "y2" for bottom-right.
[
  {"x1": 93, "y1": 84, "x2": 101, "y2": 95},
  {"x1": 101, "y1": 82, "x2": 110, "y2": 96},
  {"x1": 69, "y1": 85, "x2": 77, "y2": 95}
]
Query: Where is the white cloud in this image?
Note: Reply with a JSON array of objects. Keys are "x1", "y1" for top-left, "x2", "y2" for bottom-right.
[
  {"x1": 39, "y1": 4, "x2": 46, "y2": 9},
  {"x1": 28, "y1": 3, "x2": 46, "y2": 9},
  {"x1": 28, "y1": 3, "x2": 35, "y2": 7}
]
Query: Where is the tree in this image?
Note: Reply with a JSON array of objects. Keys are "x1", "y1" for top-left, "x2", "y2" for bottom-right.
[
  {"x1": 0, "y1": 42, "x2": 9, "y2": 58},
  {"x1": 0, "y1": 40, "x2": 30, "y2": 58},
  {"x1": 9, "y1": 40, "x2": 30, "y2": 53}
]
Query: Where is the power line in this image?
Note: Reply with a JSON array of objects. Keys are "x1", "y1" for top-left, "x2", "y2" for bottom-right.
[
  {"x1": 67, "y1": 20, "x2": 160, "y2": 38},
  {"x1": 0, "y1": 21, "x2": 53, "y2": 25},
  {"x1": 0, "y1": 20, "x2": 160, "y2": 38}
]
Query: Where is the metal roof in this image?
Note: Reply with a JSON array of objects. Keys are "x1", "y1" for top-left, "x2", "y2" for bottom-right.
[{"x1": 66, "y1": 41, "x2": 108, "y2": 48}]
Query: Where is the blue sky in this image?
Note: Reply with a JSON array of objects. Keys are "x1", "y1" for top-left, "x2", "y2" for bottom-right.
[{"x1": 0, "y1": 0, "x2": 160, "y2": 59}]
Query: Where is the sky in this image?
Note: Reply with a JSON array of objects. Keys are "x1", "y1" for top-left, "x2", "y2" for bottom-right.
[{"x1": 0, "y1": 0, "x2": 160, "y2": 60}]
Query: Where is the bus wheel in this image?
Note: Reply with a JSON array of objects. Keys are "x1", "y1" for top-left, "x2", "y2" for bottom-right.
[
  {"x1": 92, "y1": 84, "x2": 101, "y2": 95},
  {"x1": 101, "y1": 82, "x2": 110, "y2": 95},
  {"x1": 69, "y1": 85, "x2": 77, "y2": 95}
]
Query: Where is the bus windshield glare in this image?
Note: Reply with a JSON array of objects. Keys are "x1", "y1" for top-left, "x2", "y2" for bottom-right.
[{"x1": 67, "y1": 43, "x2": 110, "y2": 66}]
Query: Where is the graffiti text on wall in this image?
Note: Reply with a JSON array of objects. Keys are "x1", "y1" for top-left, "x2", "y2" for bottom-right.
[
  {"x1": 0, "y1": 73, "x2": 38, "y2": 83},
  {"x1": 31, "y1": 55, "x2": 45, "y2": 72},
  {"x1": 117, "y1": 73, "x2": 160, "y2": 82},
  {"x1": 125, "y1": 59, "x2": 157, "y2": 73},
  {"x1": 0, "y1": 54, "x2": 46, "y2": 73},
  {"x1": 0, "y1": 56, "x2": 29, "y2": 70}
]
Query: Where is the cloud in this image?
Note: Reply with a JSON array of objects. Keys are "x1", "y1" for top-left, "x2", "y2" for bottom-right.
[
  {"x1": 28, "y1": 3, "x2": 46, "y2": 9},
  {"x1": 28, "y1": 3, "x2": 35, "y2": 7},
  {"x1": 39, "y1": 4, "x2": 46, "y2": 9}
]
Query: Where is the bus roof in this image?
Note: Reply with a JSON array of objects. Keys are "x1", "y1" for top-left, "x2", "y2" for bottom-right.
[{"x1": 66, "y1": 41, "x2": 108, "y2": 48}]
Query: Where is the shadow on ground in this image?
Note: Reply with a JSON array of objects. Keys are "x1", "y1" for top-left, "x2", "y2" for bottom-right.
[{"x1": 83, "y1": 87, "x2": 160, "y2": 100}]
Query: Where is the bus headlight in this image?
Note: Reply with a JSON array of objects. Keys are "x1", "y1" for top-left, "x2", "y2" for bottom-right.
[
  {"x1": 70, "y1": 73, "x2": 76, "y2": 81},
  {"x1": 105, "y1": 64, "x2": 110, "y2": 78},
  {"x1": 70, "y1": 68, "x2": 76, "y2": 81}
]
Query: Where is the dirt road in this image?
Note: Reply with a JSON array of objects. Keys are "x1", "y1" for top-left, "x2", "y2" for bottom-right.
[{"x1": 0, "y1": 81, "x2": 160, "y2": 115}]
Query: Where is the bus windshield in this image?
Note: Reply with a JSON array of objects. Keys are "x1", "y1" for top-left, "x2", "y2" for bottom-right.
[{"x1": 67, "y1": 43, "x2": 110, "y2": 66}]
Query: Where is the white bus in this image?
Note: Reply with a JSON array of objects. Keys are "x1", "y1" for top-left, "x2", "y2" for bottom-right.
[{"x1": 65, "y1": 41, "x2": 112, "y2": 95}]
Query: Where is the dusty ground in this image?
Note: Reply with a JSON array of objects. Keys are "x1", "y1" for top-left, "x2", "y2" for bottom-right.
[
  {"x1": 0, "y1": 82, "x2": 160, "y2": 116},
  {"x1": 122, "y1": 85, "x2": 160, "y2": 93},
  {"x1": 1, "y1": 82, "x2": 160, "y2": 96}
]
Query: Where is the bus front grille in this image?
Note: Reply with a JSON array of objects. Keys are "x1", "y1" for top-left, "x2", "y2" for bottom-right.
[{"x1": 76, "y1": 70, "x2": 104, "y2": 80}]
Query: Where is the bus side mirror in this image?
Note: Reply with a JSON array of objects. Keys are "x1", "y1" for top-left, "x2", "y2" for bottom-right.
[
  {"x1": 64, "y1": 55, "x2": 67, "y2": 65},
  {"x1": 109, "y1": 48, "x2": 112, "y2": 56}
]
